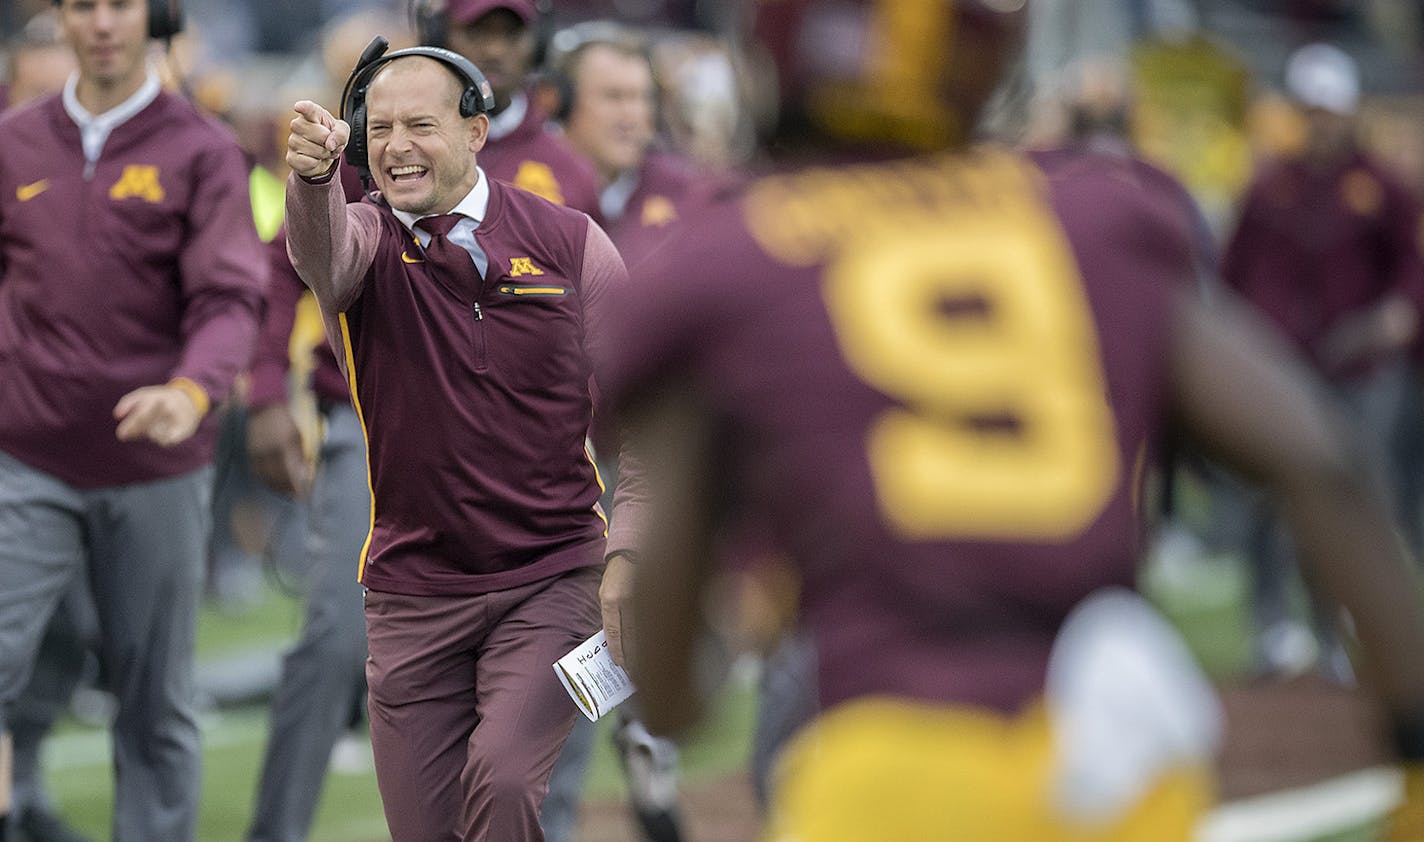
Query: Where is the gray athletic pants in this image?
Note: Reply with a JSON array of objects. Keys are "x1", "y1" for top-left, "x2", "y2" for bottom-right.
[
  {"x1": 0, "y1": 449, "x2": 210, "y2": 842},
  {"x1": 7, "y1": 580, "x2": 95, "y2": 822},
  {"x1": 248, "y1": 404, "x2": 371, "y2": 842}
]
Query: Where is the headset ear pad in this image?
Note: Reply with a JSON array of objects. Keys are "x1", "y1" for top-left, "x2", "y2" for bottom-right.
[
  {"x1": 343, "y1": 89, "x2": 369, "y2": 173},
  {"x1": 553, "y1": 69, "x2": 575, "y2": 123},
  {"x1": 149, "y1": 0, "x2": 183, "y2": 40}
]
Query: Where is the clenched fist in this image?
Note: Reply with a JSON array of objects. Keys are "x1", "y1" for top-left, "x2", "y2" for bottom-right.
[{"x1": 287, "y1": 100, "x2": 351, "y2": 179}]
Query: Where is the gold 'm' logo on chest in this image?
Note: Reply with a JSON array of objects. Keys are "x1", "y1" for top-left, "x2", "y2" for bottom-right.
[
  {"x1": 509, "y1": 257, "x2": 544, "y2": 277},
  {"x1": 110, "y1": 165, "x2": 165, "y2": 203}
]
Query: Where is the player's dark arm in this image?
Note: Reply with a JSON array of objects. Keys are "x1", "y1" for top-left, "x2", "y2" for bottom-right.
[
  {"x1": 623, "y1": 383, "x2": 724, "y2": 738},
  {"x1": 1167, "y1": 285, "x2": 1424, "y2": 722}
]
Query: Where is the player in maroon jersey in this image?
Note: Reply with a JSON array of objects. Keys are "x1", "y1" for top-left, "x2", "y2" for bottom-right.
[{"x1": 597, "y1": 2, "x2": 1424, "y2": 839}]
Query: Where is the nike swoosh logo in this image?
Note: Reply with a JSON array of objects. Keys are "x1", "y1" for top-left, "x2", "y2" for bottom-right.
[
  {"x1": 16, "y1": 179, "x2": 48, "y2": 202},
  {"x1": 401, "y1": 250, "x2": 424, "y2": 264}
]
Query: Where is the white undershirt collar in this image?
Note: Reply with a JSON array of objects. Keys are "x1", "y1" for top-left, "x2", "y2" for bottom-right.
[
  {"x1": 599, "y1": 169, "x2": 640, "y2": 222},
  {"x1": 62, "y1": 68, "x2": 162, "y2": 164}
]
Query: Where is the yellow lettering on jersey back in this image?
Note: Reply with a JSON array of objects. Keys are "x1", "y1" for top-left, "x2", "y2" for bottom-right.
[
  {"x1": 512, "y1": 161, "x2": 565, "y2": 206},
  {"x1": 509, "y1": 257, "x2": 544, "y2": 277},
  {"x1": 640, "y1": 195, "x2": 678, "y2": 228},
  {"x1": 745, "y1": 151, "x2": 1035, "y2": 266},
  {"x1": 109, "y1": 165, "x2": 165, "y2": 203},
  {"x1": 769, "y1": 154, "x2": 1120, "y2": 541}
]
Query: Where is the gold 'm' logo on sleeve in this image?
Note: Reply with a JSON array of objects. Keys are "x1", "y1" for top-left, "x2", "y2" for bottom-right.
[
  {"x1": 509, "y1": 257, "x2": 544, "y2": 277},
  {"x1": 109, "y1": 165, "x2": 165, "y2": 203}
]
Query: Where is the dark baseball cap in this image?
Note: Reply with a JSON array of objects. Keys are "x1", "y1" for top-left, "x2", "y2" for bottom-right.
[{"x1": 448, "y1": 0, "x2": 536, "y2": 26}]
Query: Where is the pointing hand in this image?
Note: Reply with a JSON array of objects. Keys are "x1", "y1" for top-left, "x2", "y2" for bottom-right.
[{"x1": 287, "y1": 100, "x2": 351, "y2": 179}]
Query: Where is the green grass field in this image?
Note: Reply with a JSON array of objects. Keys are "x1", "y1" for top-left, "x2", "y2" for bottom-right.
[
  {"x1": 35, "y1": 549, "x2": 1391, "y2": 840},
  {"x1": 41, "y1": 583, "x2": 758, "y2": 840}
]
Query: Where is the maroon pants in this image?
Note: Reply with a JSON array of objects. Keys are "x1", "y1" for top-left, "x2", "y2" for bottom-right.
[{"x1": 365, "y1": 566, "x2": 602, "y2": 841}]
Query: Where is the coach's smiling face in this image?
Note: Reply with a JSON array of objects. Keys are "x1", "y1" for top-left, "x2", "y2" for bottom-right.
[{"x1": 365, "y1": 56, "x2": 489, "y2": 216}]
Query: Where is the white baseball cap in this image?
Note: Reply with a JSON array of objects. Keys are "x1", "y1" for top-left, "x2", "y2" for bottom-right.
[{"x1": 1285, "y1": 43, "x2": 1360, "y2": 115}]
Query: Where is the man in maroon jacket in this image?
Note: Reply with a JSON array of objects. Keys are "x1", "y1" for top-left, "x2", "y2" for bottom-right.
[
  {"x1": 0, "y1": 1, "x2": 266, "y2": 840},
  {"x1": 284, "y1": 50, "x2": 644, "y2": 840},
  {"x1": 425, "y1": 0, "x2": 604, "y2": 216},
  {"x1": 1221, "y1": 42, "x2": 1424, "y2": 678},
  {"x1": 598, "y1": 1, "x2": 1424, "y2": 839},
  {"x1": 553, "y1": 24, "x2": 705, "y2": 270}
]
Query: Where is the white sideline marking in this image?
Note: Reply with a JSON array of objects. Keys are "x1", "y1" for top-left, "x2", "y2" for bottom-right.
[{"x1": 1198, "y1": 766, "x2": 1401, "y2": 842}]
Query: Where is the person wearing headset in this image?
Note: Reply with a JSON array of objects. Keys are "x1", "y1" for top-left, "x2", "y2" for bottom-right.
[
  {"x1": 0, "y1": 0, "x2": 267, "y2": 840},
  {"x1": 413, "y1": 0, "x2": 603, "y2": 217},
  {"x1": 551, "y1": 23, "x2": 706, "y2": 268},
  {"x1": 283, "y1": 41, "x2": 646, "y2": 840}
]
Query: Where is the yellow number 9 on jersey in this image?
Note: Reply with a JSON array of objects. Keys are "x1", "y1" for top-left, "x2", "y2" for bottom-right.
[{"x1": 822, "y1": 209, "x2": 1120, "y2": 542}]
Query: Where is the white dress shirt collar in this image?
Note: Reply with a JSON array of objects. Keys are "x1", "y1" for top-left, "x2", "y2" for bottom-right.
[
  {"x1": 599, "y1": 168, "x2": 640, "y2": 222},
  {"x1": 394, "y1": 166, "x2": 491, "y2": 240}
]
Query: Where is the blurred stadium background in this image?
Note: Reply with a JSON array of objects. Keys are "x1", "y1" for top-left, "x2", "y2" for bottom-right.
[{"x1": 5, "y1": 0, "x2": 1424, "y2": 839}]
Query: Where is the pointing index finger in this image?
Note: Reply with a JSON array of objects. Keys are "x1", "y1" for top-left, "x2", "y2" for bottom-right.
[{"x1": 292, "y1": 100, "x2": 333, "y2": 128}]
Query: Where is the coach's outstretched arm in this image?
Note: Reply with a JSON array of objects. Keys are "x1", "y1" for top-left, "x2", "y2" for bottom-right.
[
  {"x1": 1167, "y1": 285, "x2": 1424, "y2": 839},
  {"x1": 284, "y1": 100, "x2": 383, "y2": 313}
]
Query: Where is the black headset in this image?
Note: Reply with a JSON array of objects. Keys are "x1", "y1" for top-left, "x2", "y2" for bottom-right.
[
  {"x1": 51, "y1": 0, "x2": 182, "y2": 40},
  {"x1": 410, "y1": 0, "x2": 554, "y2": 66},
  {"x1": 339, "y1": 36, "x2": 496, "y2": 181}
]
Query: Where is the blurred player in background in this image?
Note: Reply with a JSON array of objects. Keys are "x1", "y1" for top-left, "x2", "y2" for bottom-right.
[{"x1": 598, "y1": 1, "x2": 1424, "y2": 839}]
